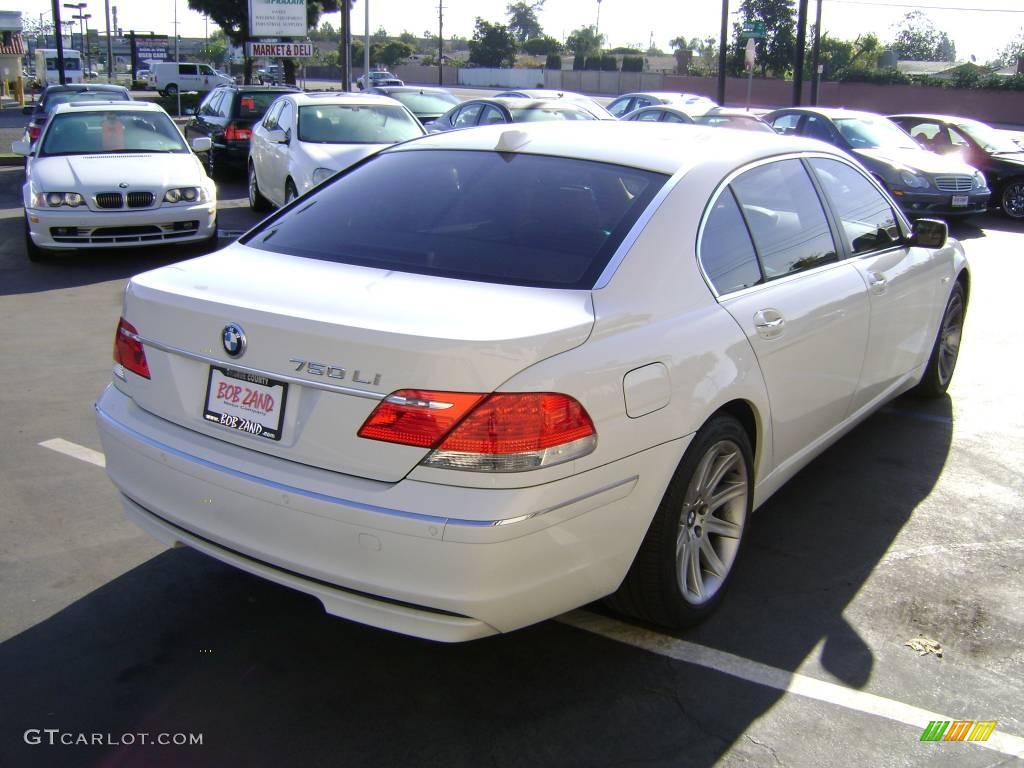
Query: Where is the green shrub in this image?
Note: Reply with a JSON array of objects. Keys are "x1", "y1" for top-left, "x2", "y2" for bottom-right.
[
  {"x1": 545, "y1": 54, "x2": 562, "y2": 70},
  {"x1": 833, "y1": 67, "x2": 911, "y2": 85},
  {"x1": 572, "y1": 55, "x2": 585, "y2": 71},
  {"x1": 621, "y1": 55, "x2": 644, "y2": 73},
  {"x1": 584, "y1": 55, "x2": 603, "y2": 71},
  {"x1": 601, "y1": 55, "x2": 618, "y2": 72}
]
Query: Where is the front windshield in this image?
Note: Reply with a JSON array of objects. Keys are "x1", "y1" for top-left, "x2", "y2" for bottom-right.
[
  {"x1": 956, "y1": 120, "x2": 1022, "y2": 154},
  {"x1": 40, "y1": 110, "x2": 189, "y2": 156},
  {"x1": 298, "y1": 104, "x2": 423, "y2": 144},
  {"x1": 44, "y1": 91, "x2": 129, "y2": 112},
  {"x1": 834, "y1": 116, "x2": 918, "y2": 150},
  {"x1": 388, "y1": 92, "x2": 459, "y2": 115},
  {"x1": 510, "y1": 106, "x2": 597, "y2": 123}
]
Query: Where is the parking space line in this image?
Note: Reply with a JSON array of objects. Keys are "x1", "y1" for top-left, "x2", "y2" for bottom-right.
[
  {"x1": 39, "y1": 438, "x2": 106, "y2": 468},
  {"x1": 557, "y1": 610, "x2": 1024, "y2": 759}
]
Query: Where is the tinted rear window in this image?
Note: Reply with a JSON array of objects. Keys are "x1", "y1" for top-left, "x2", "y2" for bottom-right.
[
  {"x1": 236, "y1": 91, "x2": 288, "y2": 118},
  {"x1": 245, "y1": 149, "x2": 667, "y2": 289}
]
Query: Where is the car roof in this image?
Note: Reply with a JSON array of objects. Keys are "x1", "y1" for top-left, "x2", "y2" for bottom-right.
[
  {"x1": 618, "y1": 91, "x2": 716, "y2": 103},
  {"x1": 465, "y1": 97, "x2": 594, "y2": 111},
  {"x1": 389, "y1": 120, "x2": 841, "y2": 175},
  {"x1": 282, "y1": 91, "x2": 403, "y2": 107},
  {"x1": 888, "y1": 113, "x2": 983, "y2": 125},
  {"x1": 50, "y1": 100, "x2": 167, "y2": 115},
  {"x1": 44, "y1": 83, "x2": 129, "y2": 94},
  {"x1": 767, "y1": 106, "x2": 885, "y2": 121},
  {"x1": 217, "y1": 84, "x2": 299, "y2": 92},
  {"x1": 371, "y1": 86, "x2": 452, "y2": 94},
  {"x1": 625, "y1": 105, "x2": 694, "y2": 120}
]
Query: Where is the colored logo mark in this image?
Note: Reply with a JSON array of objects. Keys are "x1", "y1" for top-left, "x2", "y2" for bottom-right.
[{"x1": 920, "y1": 720, "x2": 997, "y2": 742}]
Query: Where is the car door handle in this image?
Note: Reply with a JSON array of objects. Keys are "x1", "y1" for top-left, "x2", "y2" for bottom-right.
[
  {"x1": 753, "y1": 309, "x2": 785, "y2": 339},
  {"x1": 868, "y1": 272, "x2": 887, "y2": 294}
]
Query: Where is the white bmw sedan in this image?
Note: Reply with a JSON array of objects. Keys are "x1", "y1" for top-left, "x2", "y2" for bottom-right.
[
  {"x1": 247, "y1": 91, "x2": 425, "y2": 210},
  {"x1": 15, "y1": 101, "x2": 217, "y2": 261},
  {"x1": 96, "y1": 122, "x2": 968, "y2": 642}
]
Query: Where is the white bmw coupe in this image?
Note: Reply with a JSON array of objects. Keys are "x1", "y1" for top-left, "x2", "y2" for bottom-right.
[
  {"x1": 96, "y1": 121, "x2": 968, "y2": 641},
  {"x1": 15, "y1": 101, "x2": 217, "y2": 261}
]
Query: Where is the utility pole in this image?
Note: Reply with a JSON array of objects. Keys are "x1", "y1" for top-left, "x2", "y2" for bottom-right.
[
  {"x1": 51, "y1": 0, "x2": 67, "y2": 84},
  {"x1": 716, "y1": 0, "x2": 728, "y2": 106},
  {"x1": 363, "y1": 0, "x2": 369, "y2": 90},
  {"x1": 341, "y1": 0, "x2": 351, "y2": 90},
  {"x1": 437, "y1": 1, "x2": 444, "y2": 86},
  {"x1": 595, "y1": 0, "x2": 602, "y2": 39},
  {"x1": 104, "y1": 0, "x2": 113, "y2": 82},
  {"x1": 810, "y1": 0, "x2": 823, "y2": 105},
  {"x1": 792, "y1": 0, "x2": 809, "y2": 105}
]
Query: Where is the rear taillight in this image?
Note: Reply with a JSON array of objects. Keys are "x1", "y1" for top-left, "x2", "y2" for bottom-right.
[
  {"x1": 223, "y1": 124, "x2": 251, "y2": 141},
  {"x1": 113, "y1": 318, "x2": 150, "y2": 380},
  {"x1": 358, "y1": 390, "x2": 596, "y2": 472},
  {"x1": 28, "y1": 124, "x2": 41, "y2": 142}
]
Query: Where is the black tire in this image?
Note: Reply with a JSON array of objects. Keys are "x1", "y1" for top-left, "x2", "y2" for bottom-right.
[
  {"x1": 1001, "y1": 180, "x2": 1024, "y2": 220},
  {"x1": 205, "y1": 145, "x2": 218, "y2": 179},
  {"x1": 606, "y1": 414, "x2": 753, "y2": 628},
  {"x1": 284, "y1": 179, "x2": 298, "y2": 206},
  {"x1": 24, "y1": 217, "x2": 46, "y2": 263},
  {"x1": 164, "y1": 83, "x2": 178, "y2": 97},
  {"x1": 914, "y1": 281, "x2": 966, "y2": 398},
  {"x1": 248, "y1": 162, "x2": 271, "y2": 212}
]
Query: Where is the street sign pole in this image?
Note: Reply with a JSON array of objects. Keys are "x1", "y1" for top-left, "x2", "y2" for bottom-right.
[{"x1": 745, "y1": 38, "x2": 755, "y2": 111}]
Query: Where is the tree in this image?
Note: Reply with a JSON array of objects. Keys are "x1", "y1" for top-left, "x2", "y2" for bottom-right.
[
  {"x1": 996, "y1": 29, "x2": 1024, "y2": 67},
  {"x1": 187, "y1": 0, "x2": 340, "y2": 83},
  {"x1": 890, "y1": 11, "x2": 954, "y2": 62},
  {"x1": 507, "y1": 1, "x2": 544, "y2": 42},
  {"x1": 377, "y1": 40, "x2": 415, "y2": 68},
  {"x1": 522, "y1": 35, "x2": 562, "y2": 56},
  {"x1": 565, "y1": 26, "x2": 604, "y2": 59},
  {"x1": 399, "y1": 31, "x2": 418, "y2": 47},
  {"x1": 196, "y1": 28, "x2": 228, "y2": 65},
  {"x1": 847, "y1": 32, "x2": 883, "y2": 68},
  {"x1": 468, "y1": 18, "x2": 518, "y2": 67},
  {"x1": 731, "y1": 0, "x2": 796, "y2": 77}
]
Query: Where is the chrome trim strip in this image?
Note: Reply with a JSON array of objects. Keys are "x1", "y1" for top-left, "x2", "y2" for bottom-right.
[
  {"x1": 134, "y1": 334, "x2": 385, "y2": 401},
  {"x1": 97, "y1": 403, "x2": 635, "y2": 528},
  {"x1": 593, "y1": 164, "x2": 694, "y2": 290}
]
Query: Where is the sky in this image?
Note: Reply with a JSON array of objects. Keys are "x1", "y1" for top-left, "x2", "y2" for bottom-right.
[{"x1": 19, "y1": 0, "x2": 1024, "y2": 65}]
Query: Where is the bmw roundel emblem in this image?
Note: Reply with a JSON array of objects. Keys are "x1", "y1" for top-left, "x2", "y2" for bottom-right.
[{"x1": 222, "y1": 323, "x2": 246, "y2": 358}]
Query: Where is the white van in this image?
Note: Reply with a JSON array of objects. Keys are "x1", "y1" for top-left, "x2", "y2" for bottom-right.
[
  {"x1": 150, "y1": 62, "x2": 232, "y2": 96},
  {"x1": 34, "y1": 49, "x2": 83, "y2": 85}
]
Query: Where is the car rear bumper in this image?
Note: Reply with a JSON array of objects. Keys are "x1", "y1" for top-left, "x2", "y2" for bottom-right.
[
  {"x1": 95, "y1": 385, "x2": 685, "y2": 642},
  {"x1": 26, "y1": 202, "x2": 216, "y2": 250},
  {"x1": 894, "y1": 190, "x2": 990, "y2": 217}
]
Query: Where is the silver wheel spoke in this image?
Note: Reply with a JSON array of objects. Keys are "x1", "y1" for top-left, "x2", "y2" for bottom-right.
[
  {"x1": 704, "y1": 512, "x2": 742, "y2": 539},
  {"x1": 687, "y1": 541, "x2": 704, "y2": 600},
  {"x1": 708, "y1": 481, "x2": 745, "y2": 514},
  {"x1": 690, "y1": 450, "x2": 717, "y2": 502},
  {"x1": 700, "y1": 536, "x2": 726, "y2": 579},
  {"x1": 705, "y1": 449, "x2": 738, "y2": 494}
]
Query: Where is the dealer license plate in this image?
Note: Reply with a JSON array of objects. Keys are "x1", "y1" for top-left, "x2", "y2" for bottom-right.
[
  {"x1": 204, "y1": 366, "x2": 287, "y2": 441},
  {"x1": 952, "y1": 195, "x2": 969, "y2": 207}
]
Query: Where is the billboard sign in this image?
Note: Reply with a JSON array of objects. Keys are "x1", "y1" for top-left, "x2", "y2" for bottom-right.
[
  {"x1": 248, "y1": 0, "x2": 307, "y2": 38},
  {"x1": 247, "y1": 41, "x2": 313, "y2": 58}
]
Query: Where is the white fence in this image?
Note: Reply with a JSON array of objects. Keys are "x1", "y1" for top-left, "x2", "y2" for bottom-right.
[{"x1": 457, "y1": 68, "x2": 546, "y2": 89}]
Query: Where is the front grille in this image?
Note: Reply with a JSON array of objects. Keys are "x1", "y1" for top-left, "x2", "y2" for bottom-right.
[
  {"x1": 934, "y1": 175, "x2": 973, "y2": 192},
  {"x1": 95, "y1": 192, "x2": 124, "y2": 209},
  {"x1": 50, "y1": 221, "x2": 202, "y2": 244},
  {"x1": 92, "y1": 225, "x2": 162, "y2": 237},
  {"x1": 126, "y1": 192, "x2": 154, "y2": 208}
]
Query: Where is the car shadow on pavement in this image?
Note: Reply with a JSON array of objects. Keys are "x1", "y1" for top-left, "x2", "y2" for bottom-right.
[
  {"x1": 948, "y1": 212, "x2": 1024, "y2": 242},
  {"x1": 0, "y1": 396, "x2": 953, "y2": 768}
]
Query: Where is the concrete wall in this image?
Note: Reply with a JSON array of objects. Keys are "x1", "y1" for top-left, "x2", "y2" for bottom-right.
[{"x1": 457, "y1": 67, "x2": 545, "y2": 89}]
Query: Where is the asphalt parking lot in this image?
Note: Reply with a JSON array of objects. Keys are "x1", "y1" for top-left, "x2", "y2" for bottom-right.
[{"x1": 1, "y1": 145, "x2": 1023, "y2": 766}]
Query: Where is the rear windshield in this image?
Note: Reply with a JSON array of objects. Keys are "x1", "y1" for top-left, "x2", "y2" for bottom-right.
[
  {"x1": 298, "y1": 104, "x2": 423, "y2": 144},
  {"x1": 388, "y1": 91, "x2": 459, "y2": 115},
  {"x1": 245, "y1": 149, "x2": 667, "y2": 289},
  {"x1": 509, "y1": 106, "x2": 596, "y2": 122},
  {"x1": 236, "y1": 91, "x2": 287, "y2": 119}
]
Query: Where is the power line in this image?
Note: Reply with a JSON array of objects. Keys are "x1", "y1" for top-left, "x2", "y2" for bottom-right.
[{"x1": 827, "y1": 0, "x2": 1024, "y2": 11}]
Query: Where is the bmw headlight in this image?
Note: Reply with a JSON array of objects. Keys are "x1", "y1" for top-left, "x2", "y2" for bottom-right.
[
  {"x1": 898, "y1": 169, "x2": 930, "y2": 189},
  {"x1": 311, "y1": 167, "x2": 336, "y2": 186},
  {"x1": 973, "y1": 170, "x2": 986, "y2": 189},
  {"x1": 38, "y1": 191, "x2": 86, "y2": 208},
  {"x1": 164, "y1": 187, "x2": 205, "y2": 203}
]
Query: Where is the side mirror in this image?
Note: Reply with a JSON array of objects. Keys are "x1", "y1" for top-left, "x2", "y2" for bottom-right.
[
  {"x1": 268, "y1": 127, "x2": 289, "y2": 144},
  {"x1": 22, "y1": 105, "x2": 33, "y2": 115},
  {"x1": 12, "y1": 140, "x2": 31, "y2": 156},
  {"x1": 190, "y1": 136, "x2": 212, "y2": 152},
  {"x1": 184, "y1": 106, "x2": 196, "y2": 116},
  {"x1": 911, "y1": 218, "x2": 948, "y2": 249}
]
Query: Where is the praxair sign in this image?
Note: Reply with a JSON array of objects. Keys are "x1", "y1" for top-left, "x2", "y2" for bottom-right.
[{"x1": 248, "y1": 0, "x2": 307, "y2": 37}]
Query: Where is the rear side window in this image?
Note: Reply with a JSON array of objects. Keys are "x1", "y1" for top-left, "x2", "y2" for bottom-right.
[
  {"x1": 730, "y1": 159, "x2": 838, "y2": 279},
  {"x1": 245, "y1": 149, "x2": 668, "y2": 289},
  {"x1": 700, "y1": 189, "x2": 763, "y2": 294}
]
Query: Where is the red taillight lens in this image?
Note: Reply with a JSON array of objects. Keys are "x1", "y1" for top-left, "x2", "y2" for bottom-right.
[
  {"x1": 223, "y1": 124, "x2": 252, "y2": 141},
  {"x1": 28, "y1": 124, "x2": 41, "y2": 142},
  {"x1": 113, "y1": 318, "x2": 151, "y2": 379},
  {"x1": 358, "y1": 390, "x2": 596, "y2": 472}
]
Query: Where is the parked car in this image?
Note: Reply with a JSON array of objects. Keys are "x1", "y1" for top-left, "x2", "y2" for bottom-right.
[
  {"x1": 135, "y1": 68, "x2": 150, "y2": 81},
  {"x1": 21, "y1": 83, "x2": 132, "y2": 144},
  {"x1": 429, "y1": 97, "x2": 598, "y2": 133},
  {"x1": 493, "y1": 89, "x2": 616, "y2": 120},
  {"x1": 620, "y1": 105, "x2": 695, "y2": 124},
  {"x1": 248, "y1": 92, "x2": 425, "y2": 210},
  {"x1": 764, "y1": 107, "x2": 990, "y2": 218},
  {"x1": 356, "y1": 70, "x2": 403, "y2": 89},
  {"x1": 14, "y1": 101, "x2": 217, "y2": 261},
  {"x1": 184, "y1": 84, "x2": 300, "y2": 177},
  {"x1": 150, "y1": 61, "x2": 233, "y2": 97},
  {"x1": 95, "y1": 121, "x2": 967, "y2": 642},
  {"x1": 889, "y1": 113, "x2": 1024, "y2": 220},
  {"x1": 695, "y1": 108, "x2": 777, "y2": 133},
  {"x1": 365, "y1": 85, "x2": 460, "y2": 126},
  {"x1": 607, "y1": 92, "x2": 718, "y2": 119}
]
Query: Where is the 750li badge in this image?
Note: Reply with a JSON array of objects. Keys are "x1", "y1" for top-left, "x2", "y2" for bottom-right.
[{"x1": 289, "y1": 359, "x2": 381, "y2": 386}]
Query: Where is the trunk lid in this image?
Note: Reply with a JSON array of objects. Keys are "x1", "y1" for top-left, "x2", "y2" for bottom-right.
[{"x1": 121, "y1": 243, "x2": 595, "y2": 482}]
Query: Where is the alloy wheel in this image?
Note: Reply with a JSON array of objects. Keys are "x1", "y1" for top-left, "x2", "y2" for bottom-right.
[
  {"x1": 1002, "y1": 181, "x2": 1024, "y2": 220},
  {"x1": 937, "y1": 289, "x2": 964, "y2": 386}
]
